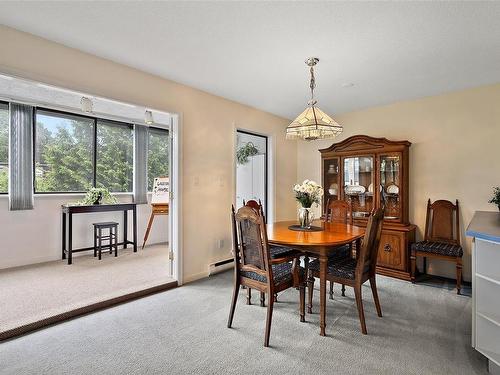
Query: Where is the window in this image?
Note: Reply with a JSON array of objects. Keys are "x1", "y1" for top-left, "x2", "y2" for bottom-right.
[
  {"x1": 148, "y1": 127, "x2": 169, "y2": 191},
  {"x1": 33, "y1": 108, "x2": 168, "y2": 194},
  {"x1": 35, "y1": 110, "x2": 94, "y2": 192},
  {"x1": 96, "y1": 120, "x2": 133, "y2": 192},
  {"x1": 0, "y1": 102, "x2": 8, "y2": 193}
]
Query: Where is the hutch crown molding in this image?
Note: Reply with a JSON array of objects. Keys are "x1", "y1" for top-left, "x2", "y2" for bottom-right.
[{"x1": 320, "y1": 135, "x2": 416, "y2": 280}]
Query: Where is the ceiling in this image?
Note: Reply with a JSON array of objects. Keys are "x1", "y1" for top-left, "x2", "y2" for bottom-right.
[{"x1": 0, "y1": 1, "x2": 499, "y2": 119}]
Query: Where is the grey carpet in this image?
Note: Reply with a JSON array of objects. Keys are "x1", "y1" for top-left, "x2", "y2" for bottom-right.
[
  {"x1": 0, "y1": 271, "x2": 488, "y2": 375},
  {"x1": 0, "y1": 244, "x2": 172, "y2": 334}
]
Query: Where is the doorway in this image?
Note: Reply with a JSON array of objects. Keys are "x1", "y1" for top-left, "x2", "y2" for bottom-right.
[{"x1": 235, "y1": 130, "x2": 268, "y2": 216}]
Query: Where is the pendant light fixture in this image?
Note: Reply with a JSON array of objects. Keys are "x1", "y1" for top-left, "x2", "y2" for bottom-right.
[{"x1": 286, "y1": 57, "x2": 342, "y2": 141}]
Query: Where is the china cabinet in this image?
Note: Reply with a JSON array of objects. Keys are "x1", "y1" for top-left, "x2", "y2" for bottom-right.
[{"x1": 320, "y1": 135, "x2": 416, "y2": 280}]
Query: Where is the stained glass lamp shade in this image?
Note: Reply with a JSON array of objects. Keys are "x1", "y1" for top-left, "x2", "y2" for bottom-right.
[{"x1": 286, "y1": 103, "x2": 343, "y2": 141}]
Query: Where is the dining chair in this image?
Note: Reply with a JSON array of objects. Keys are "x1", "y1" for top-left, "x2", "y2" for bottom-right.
[
  {"x1": 227, "y1": 205, "x2": 306, "y2": 347},
  {"x1": 242, "y1": 199, "x2": 298, "y2": 305},
  {"x1": 306, "y1": 199, "x2": 353, "y2": 312},
  {"x1": 308, "y1": 207, "x2": 384, "y2": 334},
  {"x1": 410, "y1": 199, "x2": 463, "y2": 294}
]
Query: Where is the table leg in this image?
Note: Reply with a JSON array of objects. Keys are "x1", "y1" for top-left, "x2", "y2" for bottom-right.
[
  {"x1": 133, "y1": 206, "x2": 137, "y2": 252},
  {"x1": 123, "y1": 210, "x2": 128, "y2": 249},
  {"x1": 68, "y1": 213, "x2": 73, "y2": 265},
  {"x1": 62, "y1": 212, "x2": 66, "y2": 260},
  {"x1": 319, "y1": 253, "x2": 328, "y2": 336}
]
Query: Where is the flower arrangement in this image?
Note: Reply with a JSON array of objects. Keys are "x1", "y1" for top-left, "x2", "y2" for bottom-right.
[
  {"x1": 293, "y1": 179, "x2": 323, "y2": 208},
  {"x1": 488, "y1": 186, "x2": 500, "y2": 211},
  {"x1": 79, "y1": 187, "x2": 117, "y2": 205}
]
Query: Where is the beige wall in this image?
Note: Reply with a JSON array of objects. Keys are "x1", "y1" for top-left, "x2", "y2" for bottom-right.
[
  {"x1": 0, "y1": 26, "x2": 298, "y2": 280},
  {"x1": 298, "y1": 83, "x2": 500, "y2": 281},
  {"x1": 2, "y1": 25, "x2": 498, "y2": 283}
]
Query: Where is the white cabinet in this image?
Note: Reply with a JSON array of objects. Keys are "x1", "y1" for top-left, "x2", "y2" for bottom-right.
[
  {"x1": 467, "y1": 212, "x2": 500, "y2": 373},
  {"x1": 236, "y1": 154, "x2": 266, "y2": 211}
]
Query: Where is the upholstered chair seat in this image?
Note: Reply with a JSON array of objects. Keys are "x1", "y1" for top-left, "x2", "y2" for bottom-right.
[
  {"x1": 309, "y1": 257, "x2": 358, "y2": 280},
  {"x1": 241, "y1": 262, "x2": 305, "y2": 285},
  {"x1": 411, "y1": 240, "x2": 463, "y2": 257},
  {"x1": 270, "y1": 245, "x2": 298, "y2": 258}
]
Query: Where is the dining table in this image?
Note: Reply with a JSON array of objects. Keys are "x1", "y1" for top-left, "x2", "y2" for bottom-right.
[{"x1": 266, "y1": 220, "x2": 365, "y2": 336}]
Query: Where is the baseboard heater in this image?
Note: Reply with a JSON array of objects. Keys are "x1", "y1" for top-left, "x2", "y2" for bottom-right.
[{"x1": 208, "y1": 258, "x2": 234, "y2": 276}]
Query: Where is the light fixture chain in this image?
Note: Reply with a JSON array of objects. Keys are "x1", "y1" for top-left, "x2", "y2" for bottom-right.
[{"x1": 309, "y1": 66, "x2": 316, "y2": 101}]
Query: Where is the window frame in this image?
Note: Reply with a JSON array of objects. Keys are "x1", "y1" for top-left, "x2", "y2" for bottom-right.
[
  {"x1": 147, "y1": 125, "x2": 170, "y2": 193},
  {"x1": 33, "y1": 107, "x2": 135, "y2": 194},
  {"x1": 0, "y1": 100, "x2": 9, "y2": 195}
]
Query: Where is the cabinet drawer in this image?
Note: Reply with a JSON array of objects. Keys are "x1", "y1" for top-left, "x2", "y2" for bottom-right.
[
  {"x1": 377, "y1": 231, "x2": 406, "y2": 270},
  {"x1": 476, "y1": 276, "x2": 500, "y2": 324},
  {"x1": 476, "y1": 314, "x2": 500, "y2": 364},
  {"x1": 476, "y1": 239, "x2": 500, "y2": 282}
]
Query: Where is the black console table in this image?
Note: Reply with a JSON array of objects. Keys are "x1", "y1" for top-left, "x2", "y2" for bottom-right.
[{"x1": 62, "y1": 203, "x2": 137, "y2": 265}]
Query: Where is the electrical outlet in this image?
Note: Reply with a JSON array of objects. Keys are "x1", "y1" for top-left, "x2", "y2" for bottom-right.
[{"x1": 218, "y1": 239, "x2": 224, "y2": 249}]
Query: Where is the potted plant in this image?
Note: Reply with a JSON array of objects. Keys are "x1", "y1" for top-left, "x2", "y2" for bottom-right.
[
  {"x1": 79, "y1": 187, "x2": 117, "y2": 205},
  {"x1": 236, "y1": 142, "x2": 259, "y2": 165},
  {"x1": 293, "y1": 180, "x2": 323, "y2": 228},
  {"x1": 489, "y1": 187, "x2": 500, "y2": 211}
]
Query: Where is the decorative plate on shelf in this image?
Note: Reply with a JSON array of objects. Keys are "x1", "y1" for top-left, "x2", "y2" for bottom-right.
[
  {"x1": 345, "y1": 185, "x2": 366, "y2": 195},
  {"x1": 328, "y1": 183, "x2": 338, "y2": 195},
  {"x1": 386, "y1": 184, "x2": 399, "y2": 194},
  {"x1": 368, "y1": 183, "x2": 383, "y2": 193}
]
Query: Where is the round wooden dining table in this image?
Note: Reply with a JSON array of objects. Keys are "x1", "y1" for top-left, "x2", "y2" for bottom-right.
[{"x1": 267, "y1": 220, "x2": 365, "y2": 336}]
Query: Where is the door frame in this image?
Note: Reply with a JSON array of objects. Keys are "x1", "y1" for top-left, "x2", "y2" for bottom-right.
[
  {"x1": 169, "y1": 113, "x2": 183, "y2": 284},
  {"x1": 234, "y1": 128, "x2": 274, "y2": 223}
]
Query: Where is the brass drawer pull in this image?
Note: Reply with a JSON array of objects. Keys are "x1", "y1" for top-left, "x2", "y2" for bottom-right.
[{"x1": 384, "y1": 244, "x2": 392, "y2": 252}]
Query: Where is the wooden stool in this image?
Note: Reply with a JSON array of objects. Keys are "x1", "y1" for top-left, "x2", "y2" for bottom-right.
[{"x1": 93, "y1": 222, "x2": 118, "y2": 260}]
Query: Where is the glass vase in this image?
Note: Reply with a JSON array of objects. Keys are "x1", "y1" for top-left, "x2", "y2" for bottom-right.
[{"x1": 298, "y1": 207, "x2": 315, "y2": 229}]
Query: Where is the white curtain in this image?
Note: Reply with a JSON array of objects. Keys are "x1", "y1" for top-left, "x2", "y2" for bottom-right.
[
  {"x1": 134, "y1": 124, "x2": 149, "y2": 204},
  {"x1": 9, "y1": 102, "x2": 34, "y2": 211}
]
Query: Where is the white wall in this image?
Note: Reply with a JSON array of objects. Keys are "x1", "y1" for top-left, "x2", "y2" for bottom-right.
[
  {"x1": 0, "y1": 194, "x2": 168, "y2": 269},
  {"x1": 297, "y1": 83, "x2": 500, "y2": 282}
]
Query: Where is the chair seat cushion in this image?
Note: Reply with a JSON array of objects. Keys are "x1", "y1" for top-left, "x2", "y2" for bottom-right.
[
  {"x1": 241, "y1": 262, "x2": 304, "y2": 285},
  {"x1": 269, "y1": 245, "x2": 297, "y2": 259},
  {"x1": 327, "y1": 244, "x2": 351, "y2": 260},
  {"x1": 412, "y1": 241, "x2": 463, "y2": 257},
  {"x1": 309, "y1": 256, "x2": 357, "y2": 280}
]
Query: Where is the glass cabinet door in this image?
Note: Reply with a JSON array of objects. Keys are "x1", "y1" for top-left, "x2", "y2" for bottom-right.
[
  {"x1": 380, "y1": 154, "x2": 401, "y2": 221},
  {"x1": 323, "y1": 158, "x2": 340, "y2": 210},
  {"x1": 343, "y1": 156, "x2": 374, "y2": 218}
]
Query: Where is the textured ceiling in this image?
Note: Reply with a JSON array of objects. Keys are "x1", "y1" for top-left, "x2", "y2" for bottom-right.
[{"x1": 0, "y1": 1, "x2": 499, "y2": 119}]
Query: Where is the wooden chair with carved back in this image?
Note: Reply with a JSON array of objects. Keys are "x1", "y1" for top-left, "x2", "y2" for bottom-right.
[
  {"x1": 227, "y1": 205, "x2": 306, "y2": 347},
  {"x1": 308, "y1": 208, "x2": 384, "y2": 334},
  {"x1": 410, "y1": 199, "x2": 463, "y2": 294},
  {"x1": 306, "y1": 199, "x2": 353, "y2": 313},
  {"x1": 242, "y1": 199, "x2": 298, "y2": 306}
]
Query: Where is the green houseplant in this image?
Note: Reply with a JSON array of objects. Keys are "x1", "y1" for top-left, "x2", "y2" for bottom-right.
[
  {"x1": 489, "y1": 186, "x2": 500, "y2": 211},
  {"x1": 79, "y1": 187, "x2": 117, "y2": 205},
  {"x1": 236, "y1": 142, "x2": 259, "y2": 165}
]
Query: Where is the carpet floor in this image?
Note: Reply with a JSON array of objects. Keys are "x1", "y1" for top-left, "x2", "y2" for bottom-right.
[
  {"x1": 0, "y1": 243, "x2": 173, "y2": 335},
  {"x1": 0, "y1": 271, "x2": 488, "y2": 375}
]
